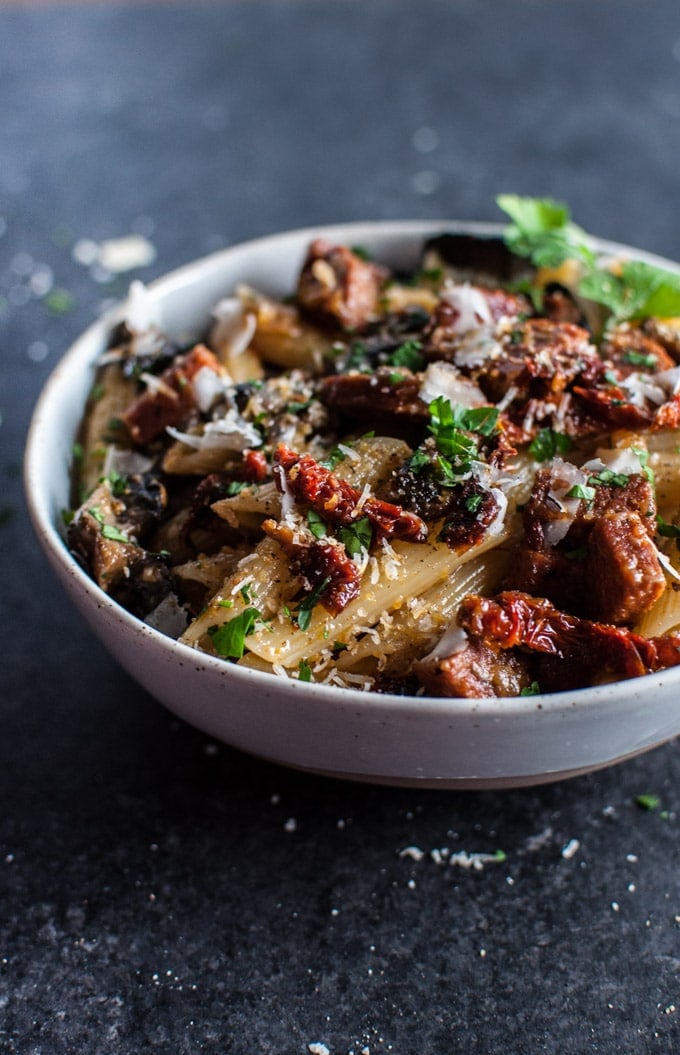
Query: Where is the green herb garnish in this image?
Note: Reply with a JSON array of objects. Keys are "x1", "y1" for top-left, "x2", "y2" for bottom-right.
[
  {"x1": 307, "y1": 509, "x2": 328, "y2": 540},
  {"x1": 297, "y1": 576, "x2": 332, "y2": 631},
  {"x1": 622, "y1": 350, "x2": 658, "y2": 369},
  {"x1": 588, "y1": 469, "x2": 629, "y2": 489},
  {"x1": 635, "y1": 793, "x2": 661, "y2": 812},
  {"x1": 497, "y1": 194, "x2": 680, "y2": 325},
  {"x1": 631, "y1": 446, "x2": 654, "y2": 485},
  {"x1": 565, "y1": 483, "x2": 596, "y2": 503},
  {"x1": 656, "y1": 514, "x2": 680, "y2": 539},
  {"x1": 429, "y1": 396, "x2": 498, "y2": 457},
  {"x1": 388, "y1": 339, "x2": 424, "y2": 372},
  {"x1": 208, "y1": 607, "x2": 261, "y2": 659},
  {"x1": 337, "y1": 516, "x2": 373, "y2": 557},
  {"x1": 528, "y1": 428, "x2": 573, "y2": 463},
  {"x1": 319, "y1": 446, "x2": 347, "y2": 471},
  {"x1": 101, "y1": 523, "x2": 130, "y2": 543},
  {"x1": 496, "y1": 194, "x2": 596, "y2": 269},
  {"x1": 520, "y1": 681, "x2": 541, "y2": 696},
  {"x1": 297, "y1": 659, "x2": 313, "y2": 682}
]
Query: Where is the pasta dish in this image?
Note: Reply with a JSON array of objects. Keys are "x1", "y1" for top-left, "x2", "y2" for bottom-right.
[{"x1": 66, "y1": 197, "x2": 680, "y2": 697}]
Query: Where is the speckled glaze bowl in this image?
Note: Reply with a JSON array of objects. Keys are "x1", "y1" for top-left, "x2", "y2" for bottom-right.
[{"x1": 24, "y1": 221, "x2": 680, "y2": 787}]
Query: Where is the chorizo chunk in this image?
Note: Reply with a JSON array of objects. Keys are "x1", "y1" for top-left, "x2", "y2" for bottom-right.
[{"x1": 122, "y1": 344, "x2": 221, "y2": 445}]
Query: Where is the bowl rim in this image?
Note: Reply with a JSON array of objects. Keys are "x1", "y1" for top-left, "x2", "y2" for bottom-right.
[{"x1": 23, "y1": 217, "x2": 680, "y2": 720}]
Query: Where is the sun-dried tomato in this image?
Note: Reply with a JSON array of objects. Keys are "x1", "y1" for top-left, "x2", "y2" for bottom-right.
[
  {"x1": 242, "y1": 448, "x2": 269, "y2": 483},
  {"x1": 263, "y1": 520, "x2": 361, "y2": 614},
  {"x1": 274, "y1": 444, "x2": 427, "y2": 542},
  {"x1": 458, "y1": 591, "x2": 680, "y2": 681}
]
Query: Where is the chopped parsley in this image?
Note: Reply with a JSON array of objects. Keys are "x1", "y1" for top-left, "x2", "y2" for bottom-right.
[
  {"x1": 345, "y1": 340, "x2": 371, "y2": 372},
  {"x1": 528, "y1": 428, "x2": 572, "y2": 463},
  {"x1": 307, "y1": 509, "x2": 328, "y2": 539},
  {"x1": 319, "y1": 446, "x2": 347, "y2": 470},
  {"x1": 297, "y1": 659, "x2": 313, "y2": 682},
  {"x1": 465, "y1": 493, "x2": 483, "y2": 513},
  {"x1": 622, "y1": 349, "x2": 658, "y2": 369},
  {"x1": 102, "y1": 523, "x2": 130, "y2": 543},
  {"x1": 286, "y1": 398, "x2": 313, "y2": 414},
  {"x1": 588, "y1": 468, "x2": 629, "y2": 489},
  {"x1": 656, "y1": 514, "x2": 680, "y2": 539},
  {"x1": 388, "y1": 339, "x2": 424, "y2": 372},
  {"x1": 297, "y1": 575, "x2": 332, "y2": 631},
  {"x1": 226, "y1": 480, "x2": 247, "y2": 496},
  {"x1": 635, "y1": 793, "x2": 661, "y2": 812},
  {"x1": 632, "y1": 446, "x2": 654, "y2": 485},
  {"x1": 565, "y1": 483, "x2": 596, "y2": 504},
  {"x1": 338, "y1": 516, "x2": 373, "y2": 557},
  {"x1": 520, "y1": 681, "x2": 541, "y2": 696},
  {"x1": 427, "y1": 396, "x2": 499, "y2": 477},
  {"x1": 102, "y1": 470, "x2": 128, "y2": 497},
  {"x1": 208, "y1": 607, "x2": 261, "y2": 659}
]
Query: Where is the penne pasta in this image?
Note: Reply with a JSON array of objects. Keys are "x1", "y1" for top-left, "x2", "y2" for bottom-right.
[{"x1": 67, "y1": 211, "x2": 680, "y2": 697}]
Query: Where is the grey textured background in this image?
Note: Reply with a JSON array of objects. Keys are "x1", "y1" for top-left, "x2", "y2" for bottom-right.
[{"x1": 2, "y1": 2, "x2": 680, "y2": 1053}]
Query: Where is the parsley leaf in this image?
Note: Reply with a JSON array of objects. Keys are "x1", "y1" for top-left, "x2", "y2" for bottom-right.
[
  {"x1": 101, "y1": 523, "x2": 131, "y2": 543},
  {"x1": 208, "y1": 607, "x2": 261, "y2": 659},
  {"x1": 319, "y1": 446, "x2": 347, "y2": 470},
  {"x1": 566, "y1": 483, "x2": 596, "y2": 504},
  {"x1": 520, "y1": 681, "x2": 541, "y2": 696},
  {"x1": 307, "y1": 509, "x2": 328, "y2": 539},
  {"x1": 528, "y1": 428, "x2": 573, "y2": 463},
  {"x1": 388, "y1": 339, "x2": 424, "y2": 372},
  {"x1": 630, "y1": 446, "x2": 654, "y2": 486},
  {"x1": 338, "y1": 516, "x2": 373, "y2": 557},
  {"x1": 656, "y1": 514, "x2": 680, "y2": 539},
  {"x1": 297, "y1": 659, "x2": 313, "y2": 682},
  {"x1": 588, "y1": 469, "x2": 629, "y2": 489},
  {"x1": 635, "y1": 793, "x2": 661, "y2": 812},
  {"x1": 498, "y1": 194, "x2": 680, "y2": 325},
  {"x1": 496, "y1": 194, "x2": 596, "y2": 269},
  {"x1": 297, "y1": 576, "x2": 332, "y2": 631},
  {"x1": 427, "y1": 397, "x2": 499, "y2": 477},
  {"x1": 581, "y1": 260, "x2": 680, "y2": 324},
  {"x1": 465, "y1": 493, "x2": 483, "y2": 513},
  {"x1": 622, "y1": 349, "x2": 658, "y2": 368}
]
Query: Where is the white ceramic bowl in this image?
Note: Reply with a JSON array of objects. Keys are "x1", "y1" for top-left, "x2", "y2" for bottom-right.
[{"x1": 24, "y1": 221, "x2": 680, "y2": 787}]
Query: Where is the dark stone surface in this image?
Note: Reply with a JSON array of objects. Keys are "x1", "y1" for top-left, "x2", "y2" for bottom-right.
[{"x1": 2, "y1": 2, "x2": 680, "y2": 1052}]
